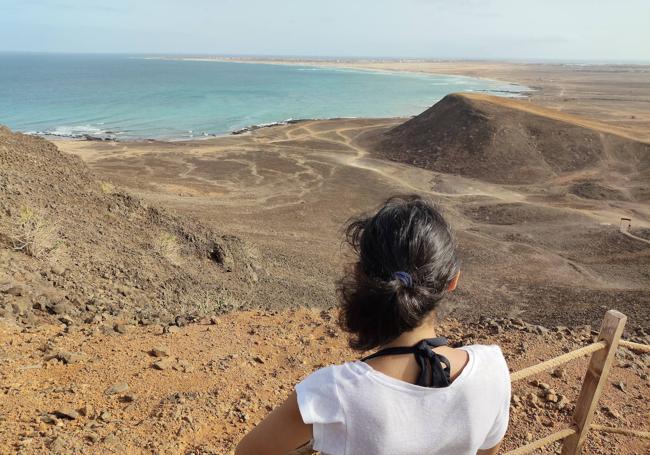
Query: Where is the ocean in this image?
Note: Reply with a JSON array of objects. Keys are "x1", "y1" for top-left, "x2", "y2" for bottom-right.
[{"x1": 0, "y1": 53, "x2": 528, "y2": 140}]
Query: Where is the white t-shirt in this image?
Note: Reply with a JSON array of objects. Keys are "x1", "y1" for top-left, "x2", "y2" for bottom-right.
[{"x1": 296, "y1": 344, "x2": 510, "y2": 455}]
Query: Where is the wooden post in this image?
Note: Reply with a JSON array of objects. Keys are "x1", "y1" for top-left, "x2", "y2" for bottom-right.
[{"x1": 561, "y1": 310, "x2": 627, "y2": 455}]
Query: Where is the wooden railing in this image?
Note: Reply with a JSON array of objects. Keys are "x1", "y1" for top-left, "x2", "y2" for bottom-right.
[{"x1": 505, "y1": 310, "x2": 649, "y2": 454}]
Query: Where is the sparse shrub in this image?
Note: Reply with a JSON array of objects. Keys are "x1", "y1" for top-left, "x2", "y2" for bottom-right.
[
  {"x1": 154, "y1": 232, "x2": 181, "y2": 264},
  {"x1": 7, "y1": 206, "x2": 59, "y2": 258},
  {"x1": 99, "y1": 180, "x2": 116, "y2": 194}
]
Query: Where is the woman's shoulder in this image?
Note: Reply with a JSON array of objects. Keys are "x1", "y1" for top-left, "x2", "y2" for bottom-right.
[
  {"x1": 298, "y1": 361, "x2": 368, "y2": 387},
  {"x1": 459, "y1": 344, "x2": 509, "y2": 376},
  {"x1": 460, "y1": 343, "x2": 506, "y2": 357},
  {"x1": 295, "y1": 361, "x2": 367, "y2": 426}
]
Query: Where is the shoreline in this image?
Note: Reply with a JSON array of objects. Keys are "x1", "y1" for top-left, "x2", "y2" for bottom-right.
[{"x1": 33, "y1": 117, "x2": 370, "y2": 143}]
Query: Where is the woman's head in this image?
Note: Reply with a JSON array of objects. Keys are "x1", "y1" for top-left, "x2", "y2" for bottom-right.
[{"x1": 338, "y1": 195, "x2": 460, "y2": 351}]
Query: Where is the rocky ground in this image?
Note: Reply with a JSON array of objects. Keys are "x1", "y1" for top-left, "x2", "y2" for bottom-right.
[
  {"x1": 0, "y1": 308, "x2": 648, "y2": 454},
  {"x1": 0, "y1": 127, "x2": 259, "y2": 330}
]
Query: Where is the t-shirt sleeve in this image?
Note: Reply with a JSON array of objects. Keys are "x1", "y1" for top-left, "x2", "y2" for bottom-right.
[
  {"x1": 295, "y1": 366, "x2": 346, "y2": 454},
  {"x1": 480, "y1": 346, "x2": 512, "y2": 450}
]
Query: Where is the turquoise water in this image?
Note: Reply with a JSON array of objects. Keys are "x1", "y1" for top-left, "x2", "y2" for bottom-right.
[{"x1": 0, "y1": 53, "x2": 528, "y2": 140}]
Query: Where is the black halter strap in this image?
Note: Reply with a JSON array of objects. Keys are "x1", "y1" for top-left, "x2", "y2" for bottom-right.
[{"x1": 361, "y1": 337, "x2": 451, "y2": 388}]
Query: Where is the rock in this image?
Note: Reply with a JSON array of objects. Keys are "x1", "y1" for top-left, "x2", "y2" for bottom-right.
[
  {"x1": 105, "y1": 383, "x2": 129, "y2": 395},
  {"x1": 512, "y1": 318, "x2": 525, "y2": 327},
  {"x1": 51, "y1": 265, "x2": 66, "y2": 276},
  {"x1": 120, "y1": 393, "x2": 136, "y2": 403},
  {"x1": 602, "y1": 405, "x2": 622, "y2": 420},
  {"x1": 11, "y1": 299, "x2": 31, "y2": 315},
  {"x1": 99, "y1": 411, "x2": 112, "y2": 422},
  {"x1": 555, "y1": 395, "x2": 568, "y2": 409},
  {"x1": 153, "y1": 358, "x2": 173, "y2": 370},
  {"x1": 56, "y1": 351, "x2": 84, "y2": 365},
  {"x1": 511, "y1": 394, "x2": 521, "y2": 407},
  {"x1": 545, "y1": 392, "x2": 559, "y2": 403},
  {"x1": 79, "y1": 404, "x2": 94, "y2": 418},
  {"x1": 53, "y1": 406, "x2": 80, "y2": 420},
  {"x1": 552, "y1": 368, "x2": 566, "y2": 379},
  {"x1": 252, "y1": 356, "x2": 265, "y2": 364},
  {"x1": 113, "y1": 323, "x2": 129, "y2": 334},
  {"x1": 85, "y1": 433, "x2": 100, "y2": 443},
  {"x1": 0, "y1": 281, "x2": 16, "y2": 293},
  {"x1": 58, "y1": 315, "x2": 75, "y2": 326},
  {"x1": 538, "y1": 382, "x2": 551, "y2": 391},
  {"x1": 103, "y1": 434, "x2": 121, "y2": 447},
  {"x1": 164, "y1": 325, "x2": 181, "y2": 334},
  {"x1": 174, "y1": 316, "x2": 188, "y2": 327},
  {"x1": 174, "y1": 359, "x2": 193, "y2": 373},
  {"x1": 613, "y1": 381, "x2": 626, "y2": 393},
  {"x1": 3, "y1": 285, "x2": 24, "y2": 296},
  {"x1": 149, "y1": 346, "x2": 169, "y2": 358},
  {"x1": 534, "y1": 325, "x2": 550, "y2": 335},
  {"x1": 489, "y1": 322, "x2": 503, "y2": 334},
  {"x1": 40, "y1": 414, "x2": 58, "y2": 424},
  {"x1": 51, "y1": 303, "x2": 70, "y2": 315},
  {"x1": 50, "y1": 437, "x2": 67, "y2": 452}
]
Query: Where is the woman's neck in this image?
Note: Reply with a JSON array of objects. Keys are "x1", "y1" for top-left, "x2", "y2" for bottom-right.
[{"x1": 381, "y1": 315, "x2": 438, "y2": 349}]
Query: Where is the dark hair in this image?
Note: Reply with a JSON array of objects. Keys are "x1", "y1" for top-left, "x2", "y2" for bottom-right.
[{"x1": 337, "y1": 195, "x2": 460, "y2": 351}]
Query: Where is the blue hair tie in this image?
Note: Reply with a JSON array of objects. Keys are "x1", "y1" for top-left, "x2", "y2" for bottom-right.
[{"x1": 392, "y1": 271, "x2": 413, "y2": 288}]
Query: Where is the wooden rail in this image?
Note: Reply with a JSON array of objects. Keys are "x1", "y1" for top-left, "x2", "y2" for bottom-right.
[{"x1": 505, "y1": 310, "x2": 649, "y2": 455}]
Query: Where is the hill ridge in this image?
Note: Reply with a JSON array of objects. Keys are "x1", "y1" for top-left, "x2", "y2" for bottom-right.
[{"x1": 376, "y1": 93, "x2": 650, "y2": 188}]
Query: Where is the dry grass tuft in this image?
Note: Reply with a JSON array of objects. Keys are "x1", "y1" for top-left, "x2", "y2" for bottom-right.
[
  {"x1": 154, "y1": 232, "x2": 181, "y2": 265},
  {"x1": 6, "y1": 207, "x2": 60, "y2": 258},
  {"x1": 99, "y1": 181, "x2": 116, "y2": 194}
]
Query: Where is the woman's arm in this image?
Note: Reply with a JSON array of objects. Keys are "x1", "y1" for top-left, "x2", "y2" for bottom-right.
[{"x1": 235, "y1": 391, "x2": 312, "y2": 455}]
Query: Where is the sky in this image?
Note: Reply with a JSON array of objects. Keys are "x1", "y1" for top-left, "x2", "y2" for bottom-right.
[{"x1": 1, "y1": 0, "x2": 649, "y2": 62}]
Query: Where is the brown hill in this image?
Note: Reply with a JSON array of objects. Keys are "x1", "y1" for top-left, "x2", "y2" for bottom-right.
[
  {"x1": 0, "y1": 126, "x2": 257, "y2": 327},
  {"x1": 376, "y1": 93, "x2": 650, "y2": 191}
]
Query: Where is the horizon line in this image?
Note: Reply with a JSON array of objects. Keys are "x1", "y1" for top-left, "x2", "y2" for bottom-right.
[{"x1": 1, "y1": 51, "x2": 650, "y2": 66}]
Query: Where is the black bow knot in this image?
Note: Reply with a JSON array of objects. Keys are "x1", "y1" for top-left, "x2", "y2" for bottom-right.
[{"x1": 362, "y1": 337, "x2": 452, "y2": 388}]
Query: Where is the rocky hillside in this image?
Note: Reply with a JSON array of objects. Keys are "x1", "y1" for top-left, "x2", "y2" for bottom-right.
[
  {"x1": 377, "y1": 93, "x2": 650, "y2": 194},
  {"x1": 0, "y1": 126, "x2": 258, "y2": 328}
]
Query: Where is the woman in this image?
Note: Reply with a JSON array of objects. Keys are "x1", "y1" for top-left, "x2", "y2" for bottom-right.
[{"x1": 236, "y1": 195, "x2": 510, "y2": 455}]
